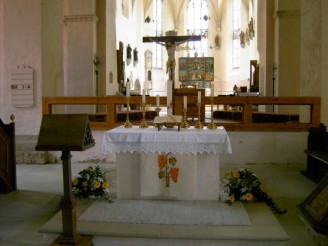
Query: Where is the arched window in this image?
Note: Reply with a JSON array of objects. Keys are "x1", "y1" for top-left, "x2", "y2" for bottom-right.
[
  {"x1": 152, "y1": 0, "x2": 163, "y2": 68},
  {"x1": 186, "y1": 0, "x2": 209, "y2": 56}
]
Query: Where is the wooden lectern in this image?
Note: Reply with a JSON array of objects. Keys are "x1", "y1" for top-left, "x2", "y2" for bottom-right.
[
  {"x1": 35, "y1": 114, "x2": 95, "y2": 245},
  {"x1": 174, "y1": 88, "x2": 205, "y2": 120}
]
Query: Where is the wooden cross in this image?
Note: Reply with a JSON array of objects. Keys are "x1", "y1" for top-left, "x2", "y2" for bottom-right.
[{"x1": 143, "y1": 35, "x2": 201, "y2": 89}]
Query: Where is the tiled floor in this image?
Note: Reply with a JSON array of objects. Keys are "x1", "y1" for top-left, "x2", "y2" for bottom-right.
[{"x1": 0, "y1": 162, "x2": 322, "y2": 245}]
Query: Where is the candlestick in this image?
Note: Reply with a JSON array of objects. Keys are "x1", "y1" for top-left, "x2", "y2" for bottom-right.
[
  {"x1": 167, "y1": 80, "x2": 172, "y2": 115},
  {"x1": 156, "y1": 94, "x2": 160, "y2": 108},
  {"x1": 142, "y1": 89, "x2": 146, "y2": 104},
  {"x1": 155, "y1": 107, "x2": 161, "y2": 116},
  {"x1": 207, "y1": 96, "x2": 217, "y2": 130},
  {"x1": 123, "y1": 97, "x2": 132, "y2": 128},
  {"x1": 198, "y1": 91, "x2": 201, "y2": 104},
  {"x1": 139, "y1": 103, "x2": 149, "y2": 128},
  {"x1": 194, "y1": 103, "x2": 203, "y2": 129},
  {"x1": 181, "y1": 109, "x2": 189, "y2": 128},
  {"x1": 211, "y1": 84, "x2": 214, "y2": 97},
  {"x1": 126, "y1": 81, "x2": 130, "y2": 97}
]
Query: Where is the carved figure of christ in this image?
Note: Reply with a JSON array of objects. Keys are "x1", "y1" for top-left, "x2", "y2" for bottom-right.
[{"x1": 143, "y1": 35, "x2": 201, "y2": 87}]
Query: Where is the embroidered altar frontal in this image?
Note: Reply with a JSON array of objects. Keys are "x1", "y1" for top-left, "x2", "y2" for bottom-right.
[{"x1": 103, "y1": 126, "x2": 232, "y2": 200}]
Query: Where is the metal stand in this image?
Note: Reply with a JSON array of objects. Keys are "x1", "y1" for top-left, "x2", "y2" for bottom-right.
[
  {"x1": 123, "y1": 97, "x2": 132, "y2": 128},
  {"x1": 139, "y1": 103, "x2": 149, "y2": 128},
  {"x1": 181, "y1": 109, "x2": 190, "y2": 128},
  {"x1": 194, "y1": 103, "x2": 203, "y2": 129},
  {"x1": 207, "y1": 97, "x2": 217, "y2": 130}
]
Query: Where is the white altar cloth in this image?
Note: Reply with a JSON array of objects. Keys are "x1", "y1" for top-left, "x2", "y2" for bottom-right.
[{"x1": 102, "y1": 126, "x2": 232, "y2": 200}]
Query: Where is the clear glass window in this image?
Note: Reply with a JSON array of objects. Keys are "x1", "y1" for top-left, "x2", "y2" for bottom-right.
[
  {"x1": 152, "y1": 0, "x2": 163, "y2": 68},
  {"x1": 186, "y1": 0, "x2": 209, "y2": 57}
]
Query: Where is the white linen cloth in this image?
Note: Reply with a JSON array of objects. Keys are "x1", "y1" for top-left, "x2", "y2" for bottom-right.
[
  {"x1": 102, "y1": 126, "x2": 232, "y2": 155},
  {"x1": 102, "y1": 126, "x2": 232, "y2": 200}
]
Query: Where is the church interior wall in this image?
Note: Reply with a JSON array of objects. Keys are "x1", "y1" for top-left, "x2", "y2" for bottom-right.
[
  {"x1": 105, "y1": 0, "x2": 118, "y2": 95},
  {"x1": 0, "y1": 0, "x2": 327, "y2": 165},
  {"x1": 300, "y1": 0, "x2": 322, "y2": 123},
  {"x1": 321, "y1": 0, "x2": 328, "y2": 126},
  {"x1": 41, "y1": 0, "x2": 64, "y2": 99},
  {"x1": 1, "y1": 0, "x2": 43, "y2": 135},
  {"x1": 95, "y1": 0, "x2": 106, "y2": 97}
]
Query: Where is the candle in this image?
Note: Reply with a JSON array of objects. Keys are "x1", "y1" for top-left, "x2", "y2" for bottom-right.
[
  {"x1": 211, "y1": 84, "x2": 214, "y2": 97},
  {"x1": 167, "y1": 80, "x2": 172, "y2": 107},
  {"x1": 142, "y1": 89, "x2": 146, "y2": 103},
  {"x1": 197, "y1": 91, "x2": 201, "y2": 104},
  {"x1": 126, "y1": 82, "x2": 130, "y2": 97},
  {"x1": 184, "y1": 96, "x2": 187, "y2": 109},
  {"x1": 156, "y1": 94, "x2": 159, "y2": 107}
]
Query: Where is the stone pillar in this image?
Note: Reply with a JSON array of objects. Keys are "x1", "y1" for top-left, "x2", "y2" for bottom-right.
[
  {"x1": 273, "y1": 1, "x2": 301, "y2": 114},
  {"x1": 300, "y1": 0, "x2": 321, "y2": 123},
  {"x1": 63, "y1": 0, "x2": 98, "y2": 113}
]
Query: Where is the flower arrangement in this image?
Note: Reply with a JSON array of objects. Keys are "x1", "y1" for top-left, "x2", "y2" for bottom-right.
[
  {"x1": 72, "y1": 165, "x2": 111, "y2": 201},
  {"x1": 222, "y1": 168, "x2": 286, "y2": 214},
  {"x1": 158, "y1": 153, "x2": 179, "y2": 187}
]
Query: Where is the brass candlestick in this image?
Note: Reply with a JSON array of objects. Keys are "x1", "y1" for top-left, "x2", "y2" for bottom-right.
[
  {"x1": 139, "y1": 103, "x2": 149, "y2": 128},
  {"x1": 207, "y1": 96, "x2": 217, "y2": 130},
  {"x1": 194, "y1": 103, "x2": 203, "y2": 129},
  {"x1": 123, "y1": 97, "x2": 132, "y2": 128},
  {"x1": 181, "y1": 108, "x2": 189, "y2": 128}
]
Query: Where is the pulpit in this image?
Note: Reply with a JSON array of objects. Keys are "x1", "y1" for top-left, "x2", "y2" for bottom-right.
[
  {"x1": 102, "y1": 126, "x2": 232, "y2": 200},
  {"x1": 35, "y1": 114, "x2": 95, "y2": 245}
]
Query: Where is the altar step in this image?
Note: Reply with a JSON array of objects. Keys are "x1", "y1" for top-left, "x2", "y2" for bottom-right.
[
  {"x1": 15, "y1": 135, "x2": 57, "y2": 164},
  {"x1": 40, "y1": 200, "x2": 289, "y2": 246}
]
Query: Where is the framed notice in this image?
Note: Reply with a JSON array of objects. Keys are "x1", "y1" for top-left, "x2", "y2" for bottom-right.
[
  {"x1": 298, "y1": 174, "x2": 328, "y2": 234},
  {"x1": 10, "y1": 66, "x2": 34, "y2": 107}
]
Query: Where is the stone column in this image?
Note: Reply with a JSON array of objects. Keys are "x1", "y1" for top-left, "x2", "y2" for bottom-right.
[
  {"x1": 300, "y1": 0, "x2": 321, "y2": 123},
  {"x1": 63, "y1": 0, "x2": 98, "y2": 113},
  {"x1": 273, "y1": 2, "x2": 301, "y2": 114}
]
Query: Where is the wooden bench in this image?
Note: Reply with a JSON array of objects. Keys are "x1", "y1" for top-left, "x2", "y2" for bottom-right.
[{"x1": 302, "y1": 124, "x2": 328, "y2": 183}]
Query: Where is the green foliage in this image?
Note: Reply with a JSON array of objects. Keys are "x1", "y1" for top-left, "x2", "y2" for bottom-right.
[
  {"x1": 72, "y1": 165, "x2": 111, "y2": 201},
  {"x1": 222, "y1": 168, "x2": 286, "y2": 214}
]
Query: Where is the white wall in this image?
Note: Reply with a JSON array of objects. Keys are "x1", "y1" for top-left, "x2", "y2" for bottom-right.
[{"x1": 1, "y1": 0, "x2": 42, "y2": 135}]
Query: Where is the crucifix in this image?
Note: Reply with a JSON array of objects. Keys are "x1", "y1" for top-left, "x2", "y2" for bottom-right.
[
  {"x1": 143, "y1": 35, "x2": 201, "y2": 87},
  {"x1": 143, "y1": 35, "x2": 201, "y2": 113}
]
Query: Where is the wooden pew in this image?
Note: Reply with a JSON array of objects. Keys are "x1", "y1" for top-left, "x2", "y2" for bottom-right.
[
  {"x1": 302, "y1": 124, "x2": 328, "y2": 183},
  {"x1": 0, "y1": 115, "x2": 16, "y2": 193}
]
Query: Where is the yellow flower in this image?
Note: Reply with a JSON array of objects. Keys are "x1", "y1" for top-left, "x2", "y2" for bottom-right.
[
  {"x1": 102, "y1": 181, "x2": 109, "y2": 189},
  {"x1": 231, "y1": 171, "x2": 240, "y2": 179},
  {"x1": 94, "y1": 181, "x2": 101, "y2": 189},
  {"x1": 72, "y1": 178, "x2": 78, "y2": 186},
  {"x1": 229, "y1": 195, "x2": 235, "y2": 203},
  {"x1": 244, "y1": 192, "x2": 253, "y2": 201}
]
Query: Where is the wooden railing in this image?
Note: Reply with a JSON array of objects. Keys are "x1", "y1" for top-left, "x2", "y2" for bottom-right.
[{"x1": 41, "y1": 96, "x2": 321, "y2": 131}]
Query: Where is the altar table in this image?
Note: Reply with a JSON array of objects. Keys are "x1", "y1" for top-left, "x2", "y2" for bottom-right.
[{"x1": 102, "y1": 126, "x2": 232, "y2": 200}]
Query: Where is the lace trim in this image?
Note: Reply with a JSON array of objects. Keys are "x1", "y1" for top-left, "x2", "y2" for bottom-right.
[{"x1": 102, "y1": 141, "x2": 230, "y2": 155}]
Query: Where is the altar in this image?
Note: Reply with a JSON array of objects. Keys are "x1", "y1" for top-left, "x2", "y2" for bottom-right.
[{"x1": 102, "y1": 126, "x2": 232, "y2": 200}]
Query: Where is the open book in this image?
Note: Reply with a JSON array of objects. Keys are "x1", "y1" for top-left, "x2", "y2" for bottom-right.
[{"x1": 153, "y1": 115, "x2": 183, "y2": 124}]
